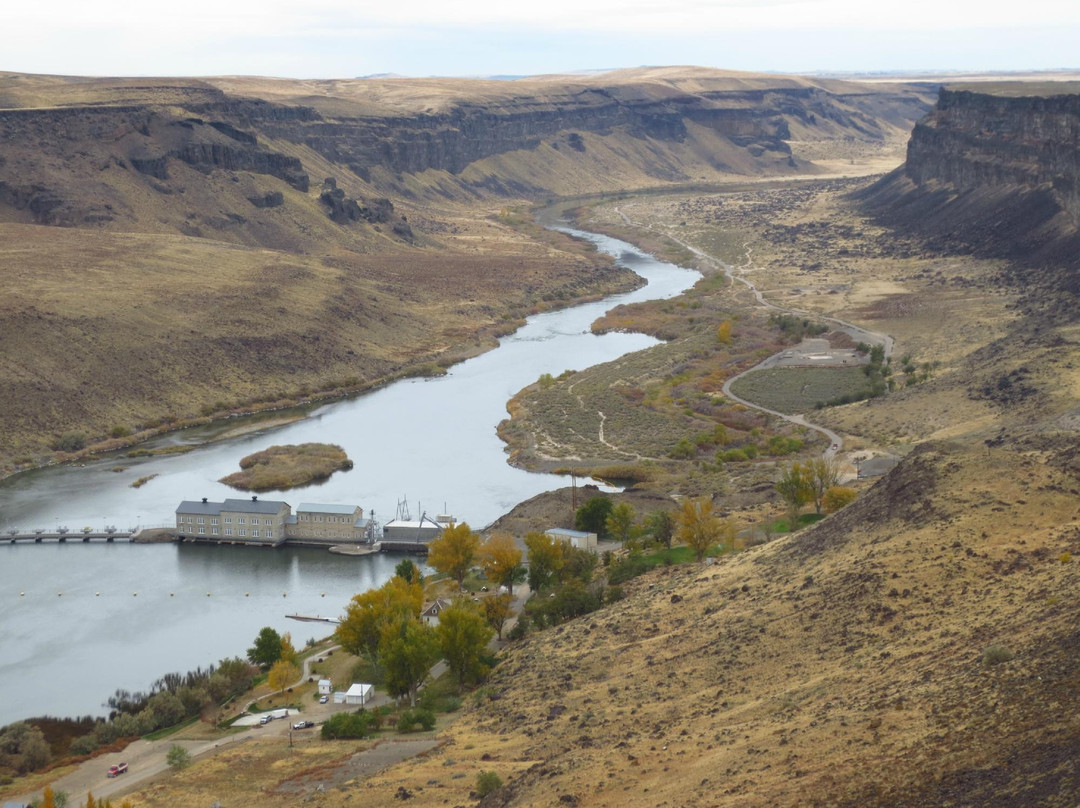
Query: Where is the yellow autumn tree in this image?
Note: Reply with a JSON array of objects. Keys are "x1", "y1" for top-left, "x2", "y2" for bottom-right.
[
  {"x1": 822, "y1": 485, "x2": 858, "y2": 514},
  {"x1": 717, "y1": 320, "x2": 733, "y2": 344},
  {"x1": 335, "y1": 575, "x2": 424, "y2": 662},
  {"x1": 427, "y1": 522, "x2": 481, "y2": 590},
  {"x1": 268, "y1": 658, "x2": 300, "y2": 693},
  {"x1": 479, "y1": 533, "x2": 524, "y2": 596},
  {"x1": 279, "y1": 632, "x2": 299, "y2": 666},
  {"x1": 675, "y1": 496, "x2": 722, "y2": 562}
]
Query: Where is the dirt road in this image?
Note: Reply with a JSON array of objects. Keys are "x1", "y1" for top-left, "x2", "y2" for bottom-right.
[{"x1": 613, "y1": 206, "x2": 895, "y2": 460}]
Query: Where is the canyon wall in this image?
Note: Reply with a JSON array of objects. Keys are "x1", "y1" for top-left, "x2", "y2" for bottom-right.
[{"x1": 859, "y1": 88, "x2": 1080, "y2": 286}]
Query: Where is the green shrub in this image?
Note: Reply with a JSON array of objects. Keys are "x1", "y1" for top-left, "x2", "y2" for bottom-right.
[
  {"x1": 397, "y1": 708, "x2": 436, "y2": 733},
  {"x1": 669, "y1": 438, "x2": 697, "y2": 459},
  {"x1": 322, "y1": 710, "x2": 376, "y2": 739},
  {"x1": 56, "y1": 431, "x2": 87, "y2": 452},
  {"x1": 982, "y1": 645, "x2": 1015, "y2": 666},
  {"x1": 165, "y1": 744, "x2": 190, "y2": 770},
  {"x1": 608, "y1": 555, "x2": 650, "y2": 584},
  {"x1": 476, "y1": 771, "x2": 503, "y2": 797},
  {"x1": 507, "y1": 616, "x2": 529, "y2": 641}
]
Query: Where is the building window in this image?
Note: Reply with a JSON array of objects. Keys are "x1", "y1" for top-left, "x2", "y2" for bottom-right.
[
  {"x1": 239, "y1": 529, "x2": 247, "y2": 536},
  {"x1": 238, "y1": 518, "x2": 246, "y2": 524},
  {"x1": 224, "y1": 517, "x2": 232, "y2": 524},
  {"x1": 198, "y1": 527, "x2": 205, "y2": 534},
  {"x1": 211, "y1": 528, "x2": 218, "y2": 535},
  {"x1": 252, "y1": 529, "x2": 260, "y2": 538},
  {"x1": 225, "y1": 529, "x2": 233, "y2": 536},
  {"x1": 211, "y1": 517, "x2": 218, "y2": 525},
  {"x1": 197, "y1": 517, "x2": 204, "y2": 524},
  {"x1": 265, "y1": 528, "x2": 273, "y2": 538}
]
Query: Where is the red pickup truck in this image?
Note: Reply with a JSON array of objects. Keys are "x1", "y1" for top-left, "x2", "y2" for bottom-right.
[{"x1": 107, "y1": 762, "x2": 128, "y2": 777}]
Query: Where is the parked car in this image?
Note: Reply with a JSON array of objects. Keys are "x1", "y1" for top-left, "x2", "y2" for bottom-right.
[
  {"x1": 293, "y1": 720, "x2": 315, "y2": 730},
  {"x1": 107, "y1": 762, "x2": 128, "y2": 777},
  {"x1": 319, "y1": 695, "x2": 328, "y2": 704}
]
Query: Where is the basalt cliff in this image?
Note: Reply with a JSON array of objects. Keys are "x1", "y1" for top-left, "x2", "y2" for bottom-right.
[{"x1": 858, "y1": 87, "x2": 1080, "y2": 296}]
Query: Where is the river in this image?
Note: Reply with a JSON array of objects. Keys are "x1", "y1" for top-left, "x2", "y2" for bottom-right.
[{"x1": 0, "y1": 225, "x2": 699, "y2": 727}]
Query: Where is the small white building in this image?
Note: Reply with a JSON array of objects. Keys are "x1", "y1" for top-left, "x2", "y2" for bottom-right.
[
  {"x1": 345, "y1": 682, "x2": 374, "y2": 707},
  {"x1": 420, "y1": 598, "x2": 453, "y2": 627},
  {"x1": 545, "y1": 527, "x2": 598, "y2": 552},
  {"x1": 382, "y1": 513, "x2": 455, "y2": 544},
  {"x1": 318, "y1": 678, "x2": 332, "y2": 695},
  {"x1": 333, "y1": 691, "x2": 346, "y2": 704}
]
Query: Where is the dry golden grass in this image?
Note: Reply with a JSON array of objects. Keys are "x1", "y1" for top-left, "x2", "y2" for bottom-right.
[
  {"x1": 220, "y1": 443, "x2": 352, "y2": 491},
  {"x1": 118, "y1": 439, "x2": 1080, "y2": 808},
  {"x1": 0, "y1": 214, "x2": 634, "y2": 471}
]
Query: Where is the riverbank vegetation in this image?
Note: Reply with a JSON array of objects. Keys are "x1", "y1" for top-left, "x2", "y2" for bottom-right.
[{"x1": 219, "y1": 443, "x2": 353, "y2": 491}]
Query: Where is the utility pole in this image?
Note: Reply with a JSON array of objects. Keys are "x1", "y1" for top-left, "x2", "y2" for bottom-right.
[{"x1": 571, "y1": 469, "x2": 577, "y2": 515}]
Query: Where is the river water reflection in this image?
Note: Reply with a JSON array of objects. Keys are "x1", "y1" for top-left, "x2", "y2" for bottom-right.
[{"x1": 0, "y1": 226, "x2": 699, "y2": 725}]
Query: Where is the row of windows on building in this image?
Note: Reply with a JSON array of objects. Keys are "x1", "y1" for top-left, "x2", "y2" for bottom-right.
[
  {"x1": 178, "y1": 516, "x2": 280, "y2": 526},
  {"x1": 193, "y1": 527, "x2": 275, "y2": 537},
  {"x1": 298, "y1": 515, "x2": 353, "y2": 523}
]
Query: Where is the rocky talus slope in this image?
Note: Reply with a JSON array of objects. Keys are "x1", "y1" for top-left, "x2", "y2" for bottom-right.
[{"x1": 858, "y1": 88, "x2": 1080, "y2": 296}]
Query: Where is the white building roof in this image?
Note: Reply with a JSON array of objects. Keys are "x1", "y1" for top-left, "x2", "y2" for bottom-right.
[{"x1": 546, "y1": 528, "x2": 594, "y2": 539}]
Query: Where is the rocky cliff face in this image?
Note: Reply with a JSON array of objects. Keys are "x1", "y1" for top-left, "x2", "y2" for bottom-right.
[
  {"x1": 858, "y1": 88, "x2": 1080, "y2": 289},
  {"x1": 0, "y1": 73, "x2": 931, "y2": 240},
  {"x1": 222, "y1": 88, "x2": 802, "y2": 177}
]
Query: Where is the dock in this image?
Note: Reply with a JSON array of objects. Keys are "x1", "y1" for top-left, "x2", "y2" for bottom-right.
[{"x1": 286, "y1": 614, "x2": 340, "y2": 624}]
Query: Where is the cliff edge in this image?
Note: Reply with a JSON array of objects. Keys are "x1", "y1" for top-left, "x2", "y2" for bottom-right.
[{"x1": 857, "y1": 87, "x2": 1080, "y2": 297}]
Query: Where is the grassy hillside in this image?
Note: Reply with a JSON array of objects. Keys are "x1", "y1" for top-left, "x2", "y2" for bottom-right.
[{"x1": 117, "y1": 435, "x2": 1080, "y2": 808}]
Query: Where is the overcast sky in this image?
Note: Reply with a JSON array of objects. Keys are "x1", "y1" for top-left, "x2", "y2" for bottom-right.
[{"x1": 6, "y1": 0, "x2": 1078, "y2": 78}]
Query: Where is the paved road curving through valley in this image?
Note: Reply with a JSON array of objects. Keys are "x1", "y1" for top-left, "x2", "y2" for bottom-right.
[{"x1": 614, "y1": 208, "x2": 895, "y2": 459}]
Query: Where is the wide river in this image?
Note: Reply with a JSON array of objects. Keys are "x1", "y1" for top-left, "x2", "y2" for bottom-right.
[{"x1": 0, "y1": 226, "x2": 699, "y2": 726}]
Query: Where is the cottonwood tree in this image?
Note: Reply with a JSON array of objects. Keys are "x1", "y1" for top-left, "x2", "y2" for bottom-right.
[
  {"x1": 437, "y1": 600, "x2": 495, "y2": 691},
  {"x1": 806, "y1": 457, "x2": 841, "y2": 514},
  {"x1": 675, "y1": 496, "x2": 722, "y2": 562},
  {"x1": 776, "y1": 462, "x2": 813, "y2": 527},
  {"x1": 267, "y1": 659, "x2": 300, "y2": 694},
  {"x1": 646, "y1": 509, "x2": 676, "y2": 549},
  {"x1": 246, "y1": 626, "x2": 282, "y2": 670},
  {"x1": 0, "y1": 721, "x2": 52, "y2": 773},
  {"x1": 822, "y1": 485, "x2": 858, "y2": 514},
  {"x1": 395, "y1": 557, "x2": 423, "y2": 584},
  {"x1": 279, "y1": 632, "x2": 299, "y2": 666},
  {"x1": 524, "y1": 531, "x2": 565, "y2": 592},
  {"x1": 575, "y1": 496, "x2": 613, "y2": 538},
  {"x1": 380, "y1": 619, "x2": 438, "y2": 706},
  {"x1": 605, "y1": 502, "x2": 636, "y2": 546},
  {"x1": 427, "y1": 522, "x2": 480, "y2": 590},
  {"x1": 482, "y1": 593, "x2": 514, "y2": 640},
  {"x1": 335, "y1": 576, "x2": 424, "y2": 663},
  {"x1": 479, "y1": 533, "x2": 525, "y2": 596}
]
